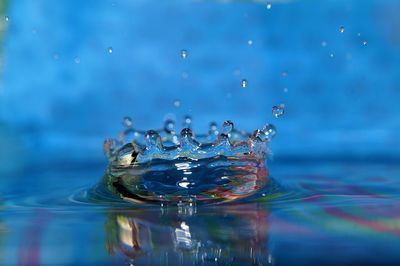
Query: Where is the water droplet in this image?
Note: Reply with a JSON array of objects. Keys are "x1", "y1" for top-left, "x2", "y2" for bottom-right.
[
  {"x1": 107, "y1": 47, "x2": 113, "y2": 54},
  {"x1": 262, "y1": 124, "x2": 277, "y2": 141},
  {"x1": 180, "y1": 49, "x2": 188, "y2": 59},
  {"x1": 281, "y1": 71, "x2": 288, "y2": 77},
  {"x1": 53, "y1": 53, "x2": 59, "y2": 60},
  {"x1": 362, "y1": 40, "x2": 368, "y2": 46},
  {"x1": 183, "y1": 115, "x2": 192, "y2": 128},
  {"x1": 321, "y1": 41, "x2": 327, "y2": 47},
  {"x1": 164, "y1": 119, "x2": 175, "y2": 133},
  {"x1": 145, "y1": 130, "x2": 162, "y2": 147},
  {"x1": 357, "y1": 32, "x2": 361, "y2": 37},
  {"x1": 339, "y1": 26, "x2": 345, "y2": 33},
  {"x1": 283, "y1": 87, "x2": 289, "y2": 93},
  {"x1": 329, "y1": 53, "x2": 334, "y2": 58},
  {"x1": 209, "y1": 122, "x2": 218, "y2": 135},
  {"x1": 272, "y1": 104, "x2": 285, "y2": 118},
  {"x1": 247, "y1": 39, "x2": 253, "y2": 45},
  {"x1": 74, "y1": 56, "x2": 81, "y2": 64},
  {"x1": 240, "y1": 79, "x2": 248, "y2": 88},
  {"x1": 222, "y1": 120, "x2": 234, "y2": 135},
  {"x1": 5, "y1": 16, "x2": 9, "y2": 22},
  {"x1": 173, "y1": 99, "x2": 181, "y2": 107},
  {"x1": 122, "y1": 116, "x2": 133, "y2": 128},
  {"x1": 266, "y1": 2, "x2": 272, "y2": 10}
]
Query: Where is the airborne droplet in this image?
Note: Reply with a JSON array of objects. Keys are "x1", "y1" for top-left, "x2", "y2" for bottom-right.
[
  {"x1": 122, "y1": 116, "x2": 133, "y2": 128},
  {"x1": 180, "y1": 49, "x2": 188, "y2": 59},
  {"x1": 5, "y1": 15, "x2": 9, "y2": 22},
  {"x1": 107, "y1": 47, "x2": 113, "y2": 54},
  {"x1": 266, "y1": 3, "x2": 272, "y2": 10},
  {"x1": 339, "y1": 26, "x2": 345, "y2": 33},
  {"x1": 272, "y1": 104, "x2": 285, "y2": 118},
  {"x1": 240, "y1": 79, "x2": 248, "y2": 88}
]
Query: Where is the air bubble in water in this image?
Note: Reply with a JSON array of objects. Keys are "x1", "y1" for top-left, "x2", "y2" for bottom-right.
[
  {"x1": 180, "y1": 49, "x2": 188, "y2": 59},
  {"x1": 272, "y1": 104, "x2": 285, "y2": 118},
  {"x1": 107, "y1": 47, "x2": 113, "y2": 54},
  {"x1": 266, "y1": 3, "x2": 272, "y2": 9},
  {"x1": 240, "y1": 79, "x2": 248, "y2": 88},
  {"x1": 222, "y1": 120, "x2": 234, "y2": 135},
  {"x1": 339, "y1": 26, "x2": 345, "y2": 33},
  {"x1": 122, "y1": 116, "x2": 133, "y2": 128}
]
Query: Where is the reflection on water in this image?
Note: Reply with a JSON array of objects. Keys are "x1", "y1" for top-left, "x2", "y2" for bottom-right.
[{"x1": 105, "y1": 204, "x2": 271, "y2": 265}]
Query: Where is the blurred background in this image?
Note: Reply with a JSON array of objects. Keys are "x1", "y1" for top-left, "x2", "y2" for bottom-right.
[
  {"x1": 1, "y1": 0, "x2": 400, "y2": 172},
  {"x1": 1, "y1": 1, "x2": 400, "y2": 265}
]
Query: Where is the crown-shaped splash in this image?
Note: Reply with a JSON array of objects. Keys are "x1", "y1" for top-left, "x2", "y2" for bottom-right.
[{"x1": 103, "y1": 117, "x2": 276, "y2": 166}]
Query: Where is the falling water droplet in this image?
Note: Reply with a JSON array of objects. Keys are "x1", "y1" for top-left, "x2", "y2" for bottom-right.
[
  {"x1": 362, "y1": 40, "x2": 368, "y2": 46},
  {"x1": 5, "y1": 16, "x2": 9, "y2": 22},
  {"x1": 248, "y1": 39, "x2": 253, "y2": 46},
  {"x1": 281, "y1": 71, "x2": 288, "y2": 77},
  {"x1": 183, "y1": 115, "x2": 192, "y2": 128},
  {"x1": 122, "y1": 116, "x2": 133, "y2": 128},
  {"x1": 209, "y1": 122, "x2": 219, "y2": 136},
  {"x1": 240, "y1": 79, "x2": 248, "y2": 88},
  {"x1": 74, "y1": 57, "x2": 81, "y2": 64},
  {"x1": 339, "y1": 26, "x2": 345, "y2": 33},
  {"x1": 272, "y1": 104, "x2": 285, "y2": 118},
  {"x1": 107, "y1": 47, "x2": 113, "y2": 54},
  {"x1": 180, "y1": 49, "x2": 188, "y2": 59},
  {"x1": 173, "y1": 99, "x2": 181, "y2": 108},
  {"x1": 222, "y1": 120, "x2": 234, "y2": 135},
  {"x1": 321, "y1": 41, "x2": 327, "y2": 47},
  {"x1": 283, "y1": 87, "x2": 289, "y2": 93},
  {"x1": 164, "y1": 119, "x2": 175, "y2": 133},
  {"x1": 329, "y1": 53, "x2": 334, "y2": 58},
  {"x1": 266, "y1": 2, "x2": 272, "y2": 10}
]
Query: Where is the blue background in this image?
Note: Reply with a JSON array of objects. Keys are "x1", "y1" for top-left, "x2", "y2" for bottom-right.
[{"x1": 0, "y1": 0, "x2": 400, "y2": 173}]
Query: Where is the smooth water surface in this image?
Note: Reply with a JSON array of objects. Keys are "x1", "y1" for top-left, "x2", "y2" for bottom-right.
[{"x1": 1, "y1": 158, "x2": 400, "y2": 265}]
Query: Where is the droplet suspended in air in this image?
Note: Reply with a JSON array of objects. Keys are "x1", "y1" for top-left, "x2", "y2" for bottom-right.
[
  {"x1": 5, "y1": 16, "x2": 9, "y2": 22},
  {"x1": 173, "y1": 99, "x2": 181, "y2": 108},
  {"x1": 240, "y1": 79, "x2": 248, "y2": 88},
  {"x1": 248, "y1": 39, "x2": 253, "y2": 46},
  {"x1": 362, "y1": 40, "x2": 368, "y2": 46},
  {"x1": 281, "y1": 71, "x2": 288, "y2": 77},
  {"x1": 329, "y1": 53, "x2": 335, "y2": 58},
  {"x1": 180, "y1": 49, "x2": 188, "y2": 59},
  {"x1": 339, "y1": 26, "x2": 345, "y2": 33},
  {"x1": 164, "y1": 119, "x2": 175, "y2": 133},
  {"x1": 283, "y1": 87, "x2": 289, "y2": 93},
  {"x1": 266, "y1": 2, "x2": 272, "y2": 10},
  {"x1": 183, "y1": 115, "x2": 192, "y2": 128},
  {"x1": 262, "y1": 124, "x2": 277, "y2": 141},
  {"x1": 107, "y1": 47, "x2": 113, "y2": 54},
  {"x1": 122, "y1": 116, "x2": 133, "y2": 128},
  {"x1": 321, "y1": 41, "x2": 327, "y2": 47},
  {"x1": 74, "y1": 57, "x2": 81, "y2": 64},
  {"x1": 272, "y1": 104, "x2": 285, "y2": 118}
]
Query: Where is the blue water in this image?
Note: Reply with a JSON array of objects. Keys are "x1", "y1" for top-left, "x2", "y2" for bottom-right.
[{"x1": 1, "y1": 0, "x2": 400, "y2": 265}]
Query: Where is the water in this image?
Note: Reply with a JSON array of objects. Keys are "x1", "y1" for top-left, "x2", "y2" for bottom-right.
[{"x1": 2, "y1": 158, "x2": 400, "y2": 265}]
